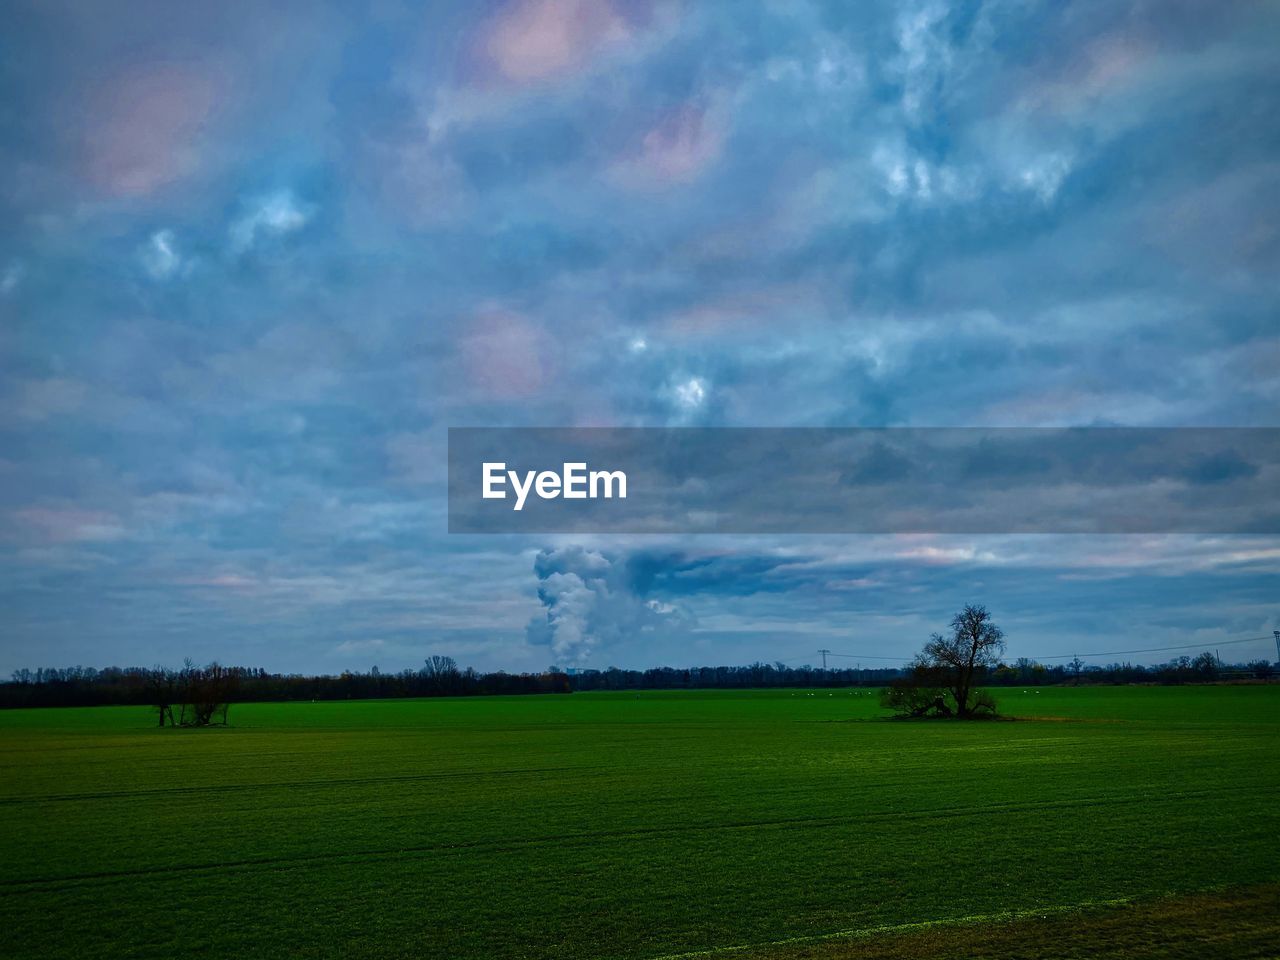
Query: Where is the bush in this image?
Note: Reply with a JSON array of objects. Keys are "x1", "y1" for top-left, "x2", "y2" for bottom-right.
[{"x1": 880, "y1": 665, "x2": 952, "y2": 717}]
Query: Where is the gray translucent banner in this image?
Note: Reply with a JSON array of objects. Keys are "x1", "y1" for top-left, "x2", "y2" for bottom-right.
[{"x1": 447, "y1": 428, "x2": 1280, "y2": 534}]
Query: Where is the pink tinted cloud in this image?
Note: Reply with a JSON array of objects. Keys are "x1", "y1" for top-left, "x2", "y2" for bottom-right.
[
  {"x1": 12, "y1": 507, "x2": 126, "y2": 544},
  {"x1": 178, "y1": 573, "x2": 258, "y2": 590},
  {"x1": 889, "y1": 534, "x2": 1002, "y2": 567},
  {"x1": 613, "y1": 101, "x2": 725, "y2": 187},
  {"x1": 80, "y1": 61, "x2": 227, "y2": 197},
  {"x1": 1016, "y1": 33, "x2": 1152, "y2": 117},
  {"x1": 660, "y1": 281, "x2": 824, "y2": 339},
  {"x1": 459, "y1": 308, "x2": 550, "y2": 399},
  {"x1": 473, "y1": 0, "x2": 635, "y2": 85}
]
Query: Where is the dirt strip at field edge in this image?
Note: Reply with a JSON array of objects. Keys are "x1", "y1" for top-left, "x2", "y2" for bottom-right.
[{"x1": 646, "y1": 884, "x2": 1280, "y2": 960}]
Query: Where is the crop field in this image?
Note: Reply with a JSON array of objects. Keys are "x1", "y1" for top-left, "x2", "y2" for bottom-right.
[{"x1": 1, "y1": 686, "x2": 1278, "y2": 959}]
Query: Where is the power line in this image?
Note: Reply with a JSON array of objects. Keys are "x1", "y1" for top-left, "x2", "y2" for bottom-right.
[
  {"x1": 1017, "y1": 635, "x2": 1273, "y2": 661},
  {"x1": 801, "y1": 634, "x2": 1275, "y2": 666}
]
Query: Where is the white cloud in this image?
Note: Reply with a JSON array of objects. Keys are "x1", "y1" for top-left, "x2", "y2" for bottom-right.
[
  {"x1": 230, "y1": 190, "x2": 313, "y2": 253},
  {"x1": 763, "y1": 38, "x2": 864, "y2": 94},
  {"x1": 1017, "y1": 152, "x2": 1075, "y2": 203},
  {"x1": 872, "y1": 141, "x2": 977, "y2": 206},
  {"x1": 1, "y1": 260, "x2": 24, "y2": 295},
  {"x1": 140, "y1": 229, "x2": 183, "y2": 279},
  {"x1": 673, "y1": 376, "x2": 707, "y2": 410},
  {"x1": 893, "y1": 2, "x2": 951, "y2": 123},
  {"x1": 871, "y1": 136, "x2": 1068, "y2": 209}
]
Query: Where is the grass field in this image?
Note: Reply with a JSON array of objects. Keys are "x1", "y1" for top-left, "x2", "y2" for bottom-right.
[{"x1": 1, "y1": 686, "x2": 1277, "y2": 959}]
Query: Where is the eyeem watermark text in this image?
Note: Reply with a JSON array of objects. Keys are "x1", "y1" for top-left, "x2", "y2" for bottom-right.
[{"x1": 482, "y1": 462, "x2": 627, "y2": 511}]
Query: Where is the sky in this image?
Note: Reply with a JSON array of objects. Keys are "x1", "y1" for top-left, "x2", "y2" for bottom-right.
[{"x1": 1, "y1": 0, "x2": 1278, "y2": 675}]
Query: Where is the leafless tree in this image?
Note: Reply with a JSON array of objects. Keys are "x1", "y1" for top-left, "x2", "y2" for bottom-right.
[
  {"x1": 421, "y1": 655, "x2": 461, "y2": 694},
  {"x1": 146, "y1": 666, "x2": 177, "y2": 727},
  {"x1": 922, "y1": 604, "x2": 1005, "y2": 717},
  {"x1": 882, "y1": 604, "x2": 1005, "y2": 718},
  {"x1": 156, "y1": 660, "x2": 238, "y2": 727},
  {"x1": 422, "y1": 655, "x2": 458, "y2": 678}
]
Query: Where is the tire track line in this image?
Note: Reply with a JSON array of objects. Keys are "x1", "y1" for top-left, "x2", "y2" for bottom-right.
[{"x1": 2, "y1": 786, "x2": 1264, "y2": 894}]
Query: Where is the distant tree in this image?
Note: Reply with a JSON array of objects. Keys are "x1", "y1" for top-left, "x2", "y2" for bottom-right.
[
  {"x1": 422, "y1": 655, "x2": 461, "y2": 695},
  {"x1": 146, "y1": 667, "x2": 177, "y2": 727},
  {"x1": 422, "y1": 655, "x2": 459, "y2": 678},
  {"x1": 882, "y1": 604, "x2": 1005, "y2": 718},
  {"x1": 1191, "y1": 651, "x2": 1218, "y2": 681},
  {"x1": 160, "y1": 660, "x2": 237, "y2": 727}
]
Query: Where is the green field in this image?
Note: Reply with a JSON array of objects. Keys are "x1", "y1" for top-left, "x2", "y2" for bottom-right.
[{"x1": 1, "y1": 686, "x2": 1277, "y2": 959}]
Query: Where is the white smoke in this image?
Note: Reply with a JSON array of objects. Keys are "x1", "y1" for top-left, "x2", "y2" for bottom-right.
[{"x1": 526, "y1": 546, "x2": 689, "y2": 664}]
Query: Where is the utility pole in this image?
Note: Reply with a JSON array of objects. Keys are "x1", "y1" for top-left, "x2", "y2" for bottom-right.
[
  {"x1": 818, "y1": 648, "x2": 831, "y2": 670},
  {"x1": 1274, "y1": 630, "x2": 1280, "y2": 663}
]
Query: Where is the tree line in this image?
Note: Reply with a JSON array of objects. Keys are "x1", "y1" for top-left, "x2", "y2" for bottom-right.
[
  {"x1": 1, "y1": 656, "x2": 572, "y2": 712},
  {"x1": 2, "y1": 648, "x2": 1271, "y2": 713}
]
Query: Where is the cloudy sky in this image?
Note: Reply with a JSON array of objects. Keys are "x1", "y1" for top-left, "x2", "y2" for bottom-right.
[{"x1": 2, "y1": 0, "x2": 1278, "y2": 675}]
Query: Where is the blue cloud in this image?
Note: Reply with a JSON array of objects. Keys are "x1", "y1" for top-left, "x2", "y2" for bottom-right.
[{"x1": 2, "y1": 0, "x2": 1278, "y2": 672}]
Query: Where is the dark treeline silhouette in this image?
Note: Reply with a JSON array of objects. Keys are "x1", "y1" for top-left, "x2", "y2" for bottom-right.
[
  {"x1": 562, "y1": 651, "x2": 1276, "y2": 691},
  {"x1": 989, "y1": 652, "x2": 1276, "y2": 685},
  {"x1": 2, "y1": 656, "x2": 571, "y2": 710},
  {"x1": 563, "y1": 663, "x2": 904, "y2": 690},
  {"x1": 2, "y1": 651, "x2": 1274, "y2": 711}
]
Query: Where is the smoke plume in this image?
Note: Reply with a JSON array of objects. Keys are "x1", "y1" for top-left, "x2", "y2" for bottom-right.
[{"x1": 525, "y1": 546, "x2": 689, "y2": 664}]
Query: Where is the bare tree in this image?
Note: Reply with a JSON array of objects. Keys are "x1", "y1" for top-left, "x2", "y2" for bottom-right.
[
  {"x1": 421, "y1": 655, "x2": 461, "y2": 694},
  {"x1": 882, "y1": 604, "x2": 1005, "y2": 718},
  {"x1": 1067, "y1": 655, "x2": 1084, "y2": 683},
  {"x1": 146, "y1": 666, "x2": 177, "y2": 727},
  {"x1": 186, "y1": 662, "x2": 236, "y2": 725},
  {"x1": 155, "y1": 660, "x2": 237, "y2": 727},
  {"x1": 422, "y1": 655, "x2": 459, "y2": 678},
  {"x1": 922, "y1": 604, "x2": 1004, "y2": 717}
]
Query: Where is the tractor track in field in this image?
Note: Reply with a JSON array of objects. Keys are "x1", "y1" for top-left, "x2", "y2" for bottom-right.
[
  {"x1": 0, "y1": 765, "x2": 589, "y2": 806},
  {"x1": 1, "y1": 784, "x2": 1267, "y2": 894},
  {"x1": 645, "y1": 895, "x2": 1140, "y2": 959}
]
